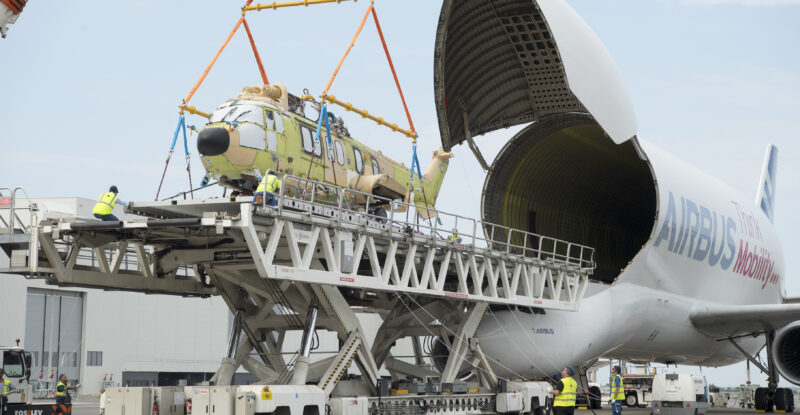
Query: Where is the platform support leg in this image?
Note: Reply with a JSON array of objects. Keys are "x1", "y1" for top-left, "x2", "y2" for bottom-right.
[{"x1": 441, "y1": 302, "x2": 487, "y2": 383}]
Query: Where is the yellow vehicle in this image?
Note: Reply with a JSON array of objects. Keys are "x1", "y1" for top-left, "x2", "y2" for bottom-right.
[{"x1": 196, "y1": 84, "x2": 452, "y2": 215}]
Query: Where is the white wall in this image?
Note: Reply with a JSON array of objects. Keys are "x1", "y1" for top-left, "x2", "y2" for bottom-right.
[{"x1": 1, "y1": 268, "x2": 230, "y2": 395}]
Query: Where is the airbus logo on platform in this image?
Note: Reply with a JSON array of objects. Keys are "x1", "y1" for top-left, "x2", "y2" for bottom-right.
[
  {"x1": 654, "y1": 192, "x2": 780, "y2": 289},
  {"x1": 654, "y1": 192, "x2": 737, "y2": 270}
]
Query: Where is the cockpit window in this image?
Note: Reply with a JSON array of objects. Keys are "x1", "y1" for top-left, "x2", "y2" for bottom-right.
[
  {"x1": 3, "y1": 351, "x2": 24, "y2": 377},
  {"x1": 371, "y1": 159, "x2": 380, "y2": 174},
  {"x1": 210, "y1": 104, "x2": 264, "y2": 127}
]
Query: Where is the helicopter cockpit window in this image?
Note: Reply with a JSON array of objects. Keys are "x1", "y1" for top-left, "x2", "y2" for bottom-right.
[
  {"x1": 239, "y1": 124, "x2": 265, "y2": 150},
  {"x1": 371, "y1": 159, "x2": 380, "y2": 174},
  {"x1": 3, "y1": 350, "x2": 24, "y2": 377},
  {"x1": 265, "y1": 110, "x2": 276, "y2": 130},
  {"x1": 210, "y1": 104, "x2": 264, "y2": 127},
  {"x1": 335, "y1": 141, "x2": 344, "y2": 166},
  {"x1": 353, "y1": 147, "x2": 363, "y2": 174}
]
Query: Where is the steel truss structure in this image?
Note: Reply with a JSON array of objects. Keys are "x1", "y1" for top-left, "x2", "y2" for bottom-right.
[{"x1": 1, "y1": 181, "x2": 595, "y2": 399}]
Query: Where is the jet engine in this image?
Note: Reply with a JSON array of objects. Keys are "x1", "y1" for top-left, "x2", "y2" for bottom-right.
[{"x1": 772, "y1": 320, "x2": 800, "y2": 385}]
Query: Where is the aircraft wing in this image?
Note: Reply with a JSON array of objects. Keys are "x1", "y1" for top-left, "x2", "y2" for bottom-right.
[{"x1": 690, "y1": 303, "x2": 800, "y2": 340}]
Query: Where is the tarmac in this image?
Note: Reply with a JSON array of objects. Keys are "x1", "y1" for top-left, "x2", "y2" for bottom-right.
[{"x1": 53, "y1": 397, "x2": 795, "y2": 415}]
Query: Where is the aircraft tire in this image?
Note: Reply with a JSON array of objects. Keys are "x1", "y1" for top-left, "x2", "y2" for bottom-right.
[
  {"x1": 589, "y1": 386, "x2": 602, "y2": 409},
  {"x1": 754, "y1": 388, "x2": 768, "y2": 411},
  {"x1": 625, "y1": 392, "x2": 639, "y2": 407},
  {"x1": 775, "y1": 388, "x2": 791, "y2": 412}
]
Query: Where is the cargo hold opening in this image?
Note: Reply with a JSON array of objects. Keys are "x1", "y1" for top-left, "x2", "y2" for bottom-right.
[{"x1": 481, "y1": 114, "x2": 657, "y2": 283}]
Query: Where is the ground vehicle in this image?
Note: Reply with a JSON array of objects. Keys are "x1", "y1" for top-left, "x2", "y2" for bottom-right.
[
  {"x1": 651, "y1": 374, "x2": 709, "y2": 415},
  {"x1": 1, "y1": 342, "x2": 32, "y2": 405},
  {"x1": 2, "y1": 343, "x2": 67, "y2": 415},
  {"x1": 621, "y1": 374, "x2": 654, "y2": 408}
]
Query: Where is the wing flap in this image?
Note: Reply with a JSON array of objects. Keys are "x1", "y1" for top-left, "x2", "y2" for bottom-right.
[{"x1": 690, "y1": 304, "x2": 800, "y2": 340}]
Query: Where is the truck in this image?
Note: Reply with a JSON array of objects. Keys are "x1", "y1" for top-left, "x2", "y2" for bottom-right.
[
  {"x1": 651, "y1": 374, "x2": 709, "y2": 415},
  {"x1": 2, "y1": 342, "x2": 67, "y2": 415}
]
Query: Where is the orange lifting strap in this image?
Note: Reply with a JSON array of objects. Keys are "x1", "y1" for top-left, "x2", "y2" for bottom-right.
[
  {"x1": 322, "y1": 3, "x2": 417, "y2": 139},
  {"x1": 183, "y1": 0, "x2": 269, "y2": 106}
]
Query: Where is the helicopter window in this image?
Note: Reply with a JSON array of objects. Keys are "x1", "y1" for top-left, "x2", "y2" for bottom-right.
[
  {"x1": 239, "y1": 124, "x2": 265, "y2": 150},
  {"x1": 301, "y1": 126, "x2": 314, "y2": 153},
  {"x1": 267, "y1": 131, "x2": 278, "y2": 152},
  {"x1": 372, "y1": 159, "x2": 380, "y2": 174},
  {"x1": 210, "y1": 106, "x2": 235, "y2": 123},
  {"x1": 274, "y1": 113, "x2": 284, "y2": 133},
  {"x1": 335, "y1": 141, "x2": 344, "y2": 165},
  {"x1": 353, "y1": 147, "x2": 364, "y2": 174},
  {"x1": 211, "y1": 104, "x2": 264, "y2": 126},
  {"x1": 300, "y1": 125, "x2": 321, "y2": 157},
  {"x1": 3, "y1": 350, "x2": 24, "y2": 377},
  {"x1": 265, "y1": 110, "x2": 275, "y2": 130}
]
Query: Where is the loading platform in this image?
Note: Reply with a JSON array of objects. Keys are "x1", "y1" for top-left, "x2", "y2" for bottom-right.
[{"x1": 1, "y1": 179, "x2": 595, "y2": 409}]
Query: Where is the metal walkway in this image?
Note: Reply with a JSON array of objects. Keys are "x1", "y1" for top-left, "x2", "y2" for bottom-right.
[{"x1": 0, "y1": 179, "x2": 595, "y2": 395}]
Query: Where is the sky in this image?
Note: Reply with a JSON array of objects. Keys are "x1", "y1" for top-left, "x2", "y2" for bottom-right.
[{"x1": 2, "y1": 0, "x2": 799, "y2": 387}]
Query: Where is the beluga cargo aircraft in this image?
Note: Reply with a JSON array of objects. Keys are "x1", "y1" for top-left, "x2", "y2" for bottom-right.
[{"x1": 433, "y1": 0, "x2": 800, "y2": 411}]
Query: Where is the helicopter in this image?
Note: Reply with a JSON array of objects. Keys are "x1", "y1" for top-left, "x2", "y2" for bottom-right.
[{"x1": 196, "y1": 83, "x2": 453, "y2": 216}]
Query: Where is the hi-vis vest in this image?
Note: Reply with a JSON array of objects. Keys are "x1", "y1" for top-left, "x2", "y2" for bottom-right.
[
  {"x1": 2, "y1": 378, "x2": 10, "y2": 395},
  {"x1": 554, "y1": 376, "x2": 577, "y2": 407},
  {"x1": 92, "y1": 192, "x2": 118, "y2": 215},
  {"x1": 55, "y1": 381, "x2": 68, "y2": 397},
  {"x1": 611, "y1": 374, "x2": 625, "y2": 400},
  {"x1": 256, "y1": 175, "x2": 281, "y2": 194}
]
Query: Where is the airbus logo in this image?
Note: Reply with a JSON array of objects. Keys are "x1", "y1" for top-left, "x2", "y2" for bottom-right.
[
  {"x1": 653, "y1": 192, "x2": 737, "y2": 270},
  {"x1": 654, "y1": 192, "x2": 780, "y2": 289}
]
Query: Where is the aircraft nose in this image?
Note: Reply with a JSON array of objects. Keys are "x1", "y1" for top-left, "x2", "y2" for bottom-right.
[{"x1": 197, "y1": 127, "x2": 229, "y2": 156}]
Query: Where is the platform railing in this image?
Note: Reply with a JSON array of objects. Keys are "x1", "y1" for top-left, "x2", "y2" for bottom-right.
[
  {"x1": 0, "y1": 186, "x2": 39, "y2": 235},
  {"x1": 257, "y1": 172, "x2": 595, "y2": 270}
]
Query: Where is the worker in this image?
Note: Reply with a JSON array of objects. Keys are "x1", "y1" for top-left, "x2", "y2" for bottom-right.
[
  {"x1": 92, "y1": 185, "x2": 121, "y2": 221},
  {"x1": 55, "y1": 374, "x2": 77, "y2": 405},
  {"x1": 1, "y1": 369, "x2": 17, "y2": 415},
  {"x1": 610, "y1": 365, "x2": 625, "y2": 415},
  {"x1": 447, "y1": 227, "x2": 462, "y2": 243},
  {"x1": 549, "y1": 365, "x2": 578, "y2": 415},
  {"x1": 254, "y1": 173, "x2": 281, "y2": 206}
]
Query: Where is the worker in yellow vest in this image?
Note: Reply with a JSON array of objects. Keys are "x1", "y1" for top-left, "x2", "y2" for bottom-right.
[
  {"x1": 447, "y1": 227, "x2": 462, "y2": 243},
  {"x1": 92, "y1": 186, "x2": 121, "y2": 221},
  {"x1": 1, "y1": 369, "x2": 18, "y2": 415},
  {"x1": 55, "y1": 374, "x2": 77, "y2": 405},
  {"x1": 610, "y1": 365, "x2": 625, "y2": 415},
  {"x1": 254, "y1": 173, "x2": 281, "y2": 206},
  {"x1": 550, "y1": 365, "x2": 578, "y2": 415}
]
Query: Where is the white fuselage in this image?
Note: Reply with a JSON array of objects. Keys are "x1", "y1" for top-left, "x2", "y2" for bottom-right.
[{"x1": 477, "y1": 139, "x2": 785, "y2": 378}]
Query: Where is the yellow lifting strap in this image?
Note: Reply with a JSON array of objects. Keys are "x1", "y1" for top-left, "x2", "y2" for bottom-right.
[
  {"x1": 244, "y1": 0, "x2": 355, "y2": 12},
  {"x1": 322, "y1": 94, "x2": 416, "y2": 139}
]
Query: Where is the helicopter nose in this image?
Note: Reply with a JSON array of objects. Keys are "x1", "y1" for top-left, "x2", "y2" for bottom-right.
[{"x1": 197, "y1": 127, "x2": 229, "y2": 156}]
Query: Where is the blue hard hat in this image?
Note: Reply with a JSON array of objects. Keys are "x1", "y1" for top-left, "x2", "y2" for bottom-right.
[
  {"x1": 565, "y1": 365, "x2": 575, "y2": 376},
  {"x1": 613, "y1": 365, "x2": 622, "y2": 374}
]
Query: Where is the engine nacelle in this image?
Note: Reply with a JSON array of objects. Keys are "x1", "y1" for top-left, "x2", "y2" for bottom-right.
[{"x1": 772, "y1": 320, "x2": 800, "y2": 386}]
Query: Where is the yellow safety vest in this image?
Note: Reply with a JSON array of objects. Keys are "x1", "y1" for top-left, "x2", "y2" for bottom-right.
[
  {"x1": 554, "y1": 376, "x2": 577, "y2": 407},
  {"x1": 2, "y1": 378, "x2": 10, "y2": 395},
  {"x1": 611, "y1": 374, "x2": 625, "y2": 400},
  {"x1": 256, "y1": 175, "x2": 281, "y2": 194},
  {"x1": 447, "y1": 234, "x2": 458, "y2": 241},
  {"x1": 92, "y1": 192, "x2": 118, "y2": 215},
  {"x1": 56, "y1": 381, "x2": 68, "y2": 397}
]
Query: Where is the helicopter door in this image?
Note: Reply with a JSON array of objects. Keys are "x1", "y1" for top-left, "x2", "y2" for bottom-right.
[
  {"x1": 263, "y1": 110, "x2": 286, "y2": 170},
  {"x1": 298, "y1": 124, "x2": 325, "y2": 181},
  {"x1": 324, "y1": 139, "x2": 348, "y2": 188}
]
